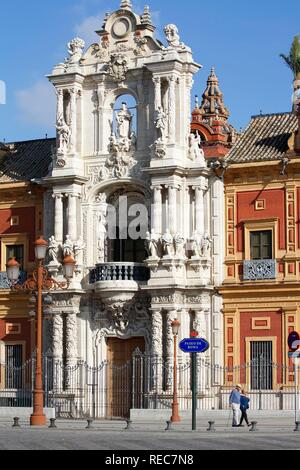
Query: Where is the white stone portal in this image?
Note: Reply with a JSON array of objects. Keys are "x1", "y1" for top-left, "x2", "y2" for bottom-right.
[{"x1": 44, "y1": 2, "x2": 225, "y2": 409}]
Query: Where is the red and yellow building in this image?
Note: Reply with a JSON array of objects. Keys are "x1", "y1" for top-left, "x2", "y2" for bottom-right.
[
  {"x1": 221, "y1": 109, "x2": 300, "y2": 388},
  {"x1": 0, "y1": 139, "x2": 53, "y2": 368}
]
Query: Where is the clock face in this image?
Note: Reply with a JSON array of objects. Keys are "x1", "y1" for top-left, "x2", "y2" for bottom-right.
[{"x1": 112, "y1": 18, "x2": 131, "y2": 38}]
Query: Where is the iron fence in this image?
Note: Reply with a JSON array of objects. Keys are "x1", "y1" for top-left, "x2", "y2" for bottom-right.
[{"x1": 0, "y1": 352, "x2": 299, "y2": 419}]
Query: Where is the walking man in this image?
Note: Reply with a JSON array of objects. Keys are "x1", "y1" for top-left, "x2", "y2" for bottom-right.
[{"x1": 229, "y1": 384, "x2": 242, "y2": 427}]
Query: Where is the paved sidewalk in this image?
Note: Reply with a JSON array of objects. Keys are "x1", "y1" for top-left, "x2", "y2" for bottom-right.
[{"x1": 0, "y1": 418, "x2": 299, "y2": 450}]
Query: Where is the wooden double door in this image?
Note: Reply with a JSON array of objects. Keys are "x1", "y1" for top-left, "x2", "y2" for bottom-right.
[{"x1": 107, "y1": 337, "x2": 145, "y2": 418}]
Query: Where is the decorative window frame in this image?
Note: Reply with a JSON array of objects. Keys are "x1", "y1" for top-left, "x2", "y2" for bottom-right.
[
  {"x1": 10, "y1": 216, "x2": 19, "y2": 227},
  {"x1": 251, "y1": 317, "x2": 271, "y2": 331},
  {"x1": 255, "y1": 200, "x2": 266, "y2": 211},
  {"x1": 245, "y1": 336, "x2": 277, "y2": 389},
  {"x1": 0, "y1": 234, "x2": 28, "y2": 271},
  {"x1": 242, "y1": 218, "x2": 278, "y2": 261},
  {"x1": 5, "y1": 323, "x2": 21, "y2": 335},
  {"x1": 4, "y1": 341, "x2": 26, "y2": 365}
]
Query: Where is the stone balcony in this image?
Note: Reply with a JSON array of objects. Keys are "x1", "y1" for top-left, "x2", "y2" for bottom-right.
[
  {"x1": 0, "y1": 272, "x2": 27, "y2": 289},
  {"x1": 89, "y1": 262, "x2": 150, "y2": 297},
  {"x1": 243, "y1": 260, "x2": 276, "y2": 281},
  {"x1": 89, "y1": 263, "x2": 150, "y2": 284}
]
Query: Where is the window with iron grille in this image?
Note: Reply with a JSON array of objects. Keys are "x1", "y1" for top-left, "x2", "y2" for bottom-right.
[
  {"x1": 250, "y1": 231, "x2": 272, "y2": 260},
  {"x1": 250, "y1": 341, "x2": 273, "y2": 390},
  {"x1": 5, "y1": 344, "x2": 23, "y2": 389}
]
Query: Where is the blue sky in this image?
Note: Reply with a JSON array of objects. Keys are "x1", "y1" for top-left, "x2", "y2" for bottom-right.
[{"x1": 0, "y1": 0, "x2": 299, "y2": 142}]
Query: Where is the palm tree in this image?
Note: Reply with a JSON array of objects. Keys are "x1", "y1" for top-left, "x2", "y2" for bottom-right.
[{"x1": 280, "y1": 36, "x2": 300, "y2": 79}]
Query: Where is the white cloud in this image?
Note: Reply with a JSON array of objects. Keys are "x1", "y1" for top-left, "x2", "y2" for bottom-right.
[
  {"x1": 74, "y1": 13, "x2": 104, "y2": 45},
  {"x1": 15, "y1": 81, "x2": 56, "y2": 128}
]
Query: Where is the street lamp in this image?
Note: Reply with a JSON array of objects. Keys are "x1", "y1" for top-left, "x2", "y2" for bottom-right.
[
  {"x1": 6, "y1": 235, "x2": 75, "y2": 426},
  {"x1": 170, "y1": 318, "x2": 181, "y2": 423}
]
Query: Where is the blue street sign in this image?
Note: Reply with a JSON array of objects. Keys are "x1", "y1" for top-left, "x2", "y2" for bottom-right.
[{"x1": 179, "y1": 338, "x2": 210, "y2": 354}]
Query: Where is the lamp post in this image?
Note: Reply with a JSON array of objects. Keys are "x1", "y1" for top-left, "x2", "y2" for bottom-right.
[
  {"x1": 170, "y1": 318, "x2": 181, "y2": 423},
  {"x1": 6, "y1": 236, "x2": 75, "y2": 426}
]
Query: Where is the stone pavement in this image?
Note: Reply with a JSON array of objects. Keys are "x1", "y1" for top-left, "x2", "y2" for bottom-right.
[{"x1": 0, "y1": 418, "x2": 299, "y2": 450}]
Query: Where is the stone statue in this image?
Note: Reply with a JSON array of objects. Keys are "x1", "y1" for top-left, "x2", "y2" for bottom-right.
[
  {"x1": 162, "y1": 230, "x2": 174, "y2": 257},
  {"x1": 115, "y1": 102, "x2": 132, "y2": 140},
  {"x1": 191, "y1": 231, "x2": 202, "y2": 258},
  {"x1": 174, "y1": 233, "x2": 186, "y2": 258},
  {"x1": 145, "y1": 230, "x2": 160, "y2": 258},
  {"x1": 74, "y1": 236, "x2": 85, "y2": 265},
  {"x1": 188, "y1": 131, "x2": 206, "y2": 166},
  {"x1": 56, "y1": 114, "x2": 71, "y2": 155},
  {"x1": 48, "y1": 236, "x2": 59, "y2": 265},
  {"x1": 97, "y1": 212, "x2": 107, "y2": 263},
  {"x1": 155, "y1": 106, "x2": 167, "y2": 142},
  {"x1": 164, "y1": 24, "x2": 185, "y2": 49},
  {"x1": 67, "y1": 37, "x2": 85, "y2": 64},
  {"x1": 63, "y1": 235, "x2": 74, "y2": 258},
  {"x1": 202, "y1": 233, "x2": 212, "y2": 257}
]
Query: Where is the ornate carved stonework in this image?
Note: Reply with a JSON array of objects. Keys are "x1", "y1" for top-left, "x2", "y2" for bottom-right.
[
  {"x1": 151, "y1": 311, "x2": 163, "y2": 356},
  {"x1": 108, "y1": 53, "x2": 128, "y2": 82},
  {"x1": 93, "y1": 295, "x2": 151, "y2": 339},
  {"x1": 52, "y1": 314, "x2": 63, "y2": 359}
]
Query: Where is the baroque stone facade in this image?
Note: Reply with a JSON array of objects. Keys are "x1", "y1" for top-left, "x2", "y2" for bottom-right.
[{"x1": 44, "y1": 1, "x2": 225, "y2": 394}]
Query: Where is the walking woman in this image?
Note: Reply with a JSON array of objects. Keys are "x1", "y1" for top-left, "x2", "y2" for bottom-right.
[{"x1": 239, "y1": 390, "x2": 251, "y2": 427}]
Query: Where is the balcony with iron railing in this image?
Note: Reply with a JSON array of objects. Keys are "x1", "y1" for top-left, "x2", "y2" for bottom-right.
[
  {"x1": 243, "y1": 260, "x2": 276, "y2": 281},
  {"x1": 89, "y1": 263, "x2": 150, "y2": 285},
  {"x1": 0, "y1": 271, "x2": 27, "y2": 289}
]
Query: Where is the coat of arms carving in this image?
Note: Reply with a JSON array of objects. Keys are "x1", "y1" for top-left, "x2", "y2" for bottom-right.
[{"x1": 108, "y1": 53, "x2": 128, "y2": 82}]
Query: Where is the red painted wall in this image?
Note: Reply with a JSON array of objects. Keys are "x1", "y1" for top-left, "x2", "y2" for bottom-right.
[
  {"x1": 240, "y1": 311, "x2": 283, "y2": 383},
  {"x1": 297, "y1": 189, "x2": 300, "y2": 249},
  {"x1": 0, "y1": 207, "x2": 36, "y2": 263},
  {"x1": 236, "y1": 190, "x2": 285, "y2": 252}
]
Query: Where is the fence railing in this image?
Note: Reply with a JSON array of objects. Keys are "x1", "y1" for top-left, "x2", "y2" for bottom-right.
[{"x1": 0, "y1": 353, "x2": 299, "y2": 419}]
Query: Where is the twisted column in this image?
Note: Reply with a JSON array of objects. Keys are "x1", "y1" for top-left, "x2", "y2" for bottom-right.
[{"x1": 151, "y1": 309, "x2": 163, "y2": 391}]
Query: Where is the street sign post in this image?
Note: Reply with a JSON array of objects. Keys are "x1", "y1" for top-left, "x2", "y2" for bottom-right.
[{"x1": 180, "y1": 335, "x2": 210, "y2": 431}]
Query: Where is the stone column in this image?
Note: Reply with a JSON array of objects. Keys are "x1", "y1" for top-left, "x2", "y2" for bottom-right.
[
  {"x1": 153, "y1": 77, "x2": 161, "y2": 110},
  {"x1": 52, "y1": 313, "x2": 64, "y2": 391},
  {"x1": 166, "y1": 310, "x2": 177, "y2": 391},
  {"x1": 167, "y1": 186, "x2": 177, "y2": 235},
  {"x1": 151, "y1": 309, "x2": 163, "y2": 391},
  {"x1": 67, "y1": 194, "x2": 78, "y2": 242},
  {"x1": 168, "y1": 76, "x2": 176, "y2": 143},
  {"x1": 152, "y1": 186, "x2": 162, "y2": 235},
  {"x1": 194, "y1": 309, "x2": 207, "y2": 338},
  {"x1": 53, "y1": 194, "x2": 64, "y2": 243},
  {"x1": 65, "y1": 312, "x2": 78, "y2": 390},
  {"x1": 183, "y1": 185, "x2": 190, "y2": 240},
  {"x1": 56, "y1": 89, "x2": 64, "y2": 122},
  {"x1": 70, "y1": 88, "x2": 78, "y2": 153},
  {"x1": 97, "y1": 81, "x2": 106, "y2": 153},
  {"x1": 194, "y1": 186, "x2": 205, "y2": 235}
]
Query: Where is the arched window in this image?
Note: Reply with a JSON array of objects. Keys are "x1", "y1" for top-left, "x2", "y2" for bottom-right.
[{"x1": 112, "y1": 94, "x2": 137, "y2": 140}]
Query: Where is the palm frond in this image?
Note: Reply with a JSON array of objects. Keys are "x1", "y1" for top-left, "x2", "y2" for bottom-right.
[{"x1": 280, "y1": 35, "x2": 300, "y2": 78}]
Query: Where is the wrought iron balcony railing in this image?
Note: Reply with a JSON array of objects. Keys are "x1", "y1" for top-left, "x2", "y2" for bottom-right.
[
  {"x1": 89, "y1": 263, "x2": 150, "y2": 284},
  {"x1": 0, "y1": 271, "x2": 27, "y2": 289},
  {"x1": 243, "y1": 260, "x2": 276, "y2": 281}
]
